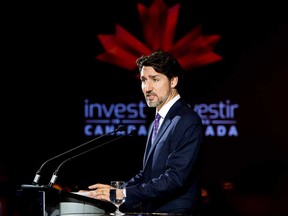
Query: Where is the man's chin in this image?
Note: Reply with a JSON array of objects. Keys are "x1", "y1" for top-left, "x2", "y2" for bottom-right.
[{"x1": 146, "y1": 101, "x2": 157, "y2": 108}]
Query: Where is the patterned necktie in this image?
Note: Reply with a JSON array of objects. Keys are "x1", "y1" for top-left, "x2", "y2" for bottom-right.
[{"x1": 151, "y1": 113, "x2": 161, "y2": 143}]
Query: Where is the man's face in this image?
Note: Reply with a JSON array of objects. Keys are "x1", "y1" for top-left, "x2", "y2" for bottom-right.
[{"x1": 140, "y1": 66, "x2": 176, "y2": 111}]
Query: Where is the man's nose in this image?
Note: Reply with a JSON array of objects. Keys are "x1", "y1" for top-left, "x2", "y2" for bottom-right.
[{"x1": 144, "y1": 81, "x2": 153, "y2": 92}]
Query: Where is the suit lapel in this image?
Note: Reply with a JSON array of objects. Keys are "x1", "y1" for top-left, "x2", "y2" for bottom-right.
[
  {"x1": 143, "y1": 124, "x2": 153, "y2": 166},
  {"x1": 143, "y1": 118, "x2": 171, "y2": 168},
  {"x1": 143, "y1": 99, "x2": 185, "y2": 168}
]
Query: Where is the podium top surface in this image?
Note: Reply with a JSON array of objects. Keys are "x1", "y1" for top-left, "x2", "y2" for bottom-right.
[{"x1": 20, "y1": 184, "x2": 117, "y2": 213}]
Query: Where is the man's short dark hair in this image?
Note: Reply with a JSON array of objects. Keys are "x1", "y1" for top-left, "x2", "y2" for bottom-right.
[{"x1": 136, "y1": 50, "x2": 184, "y2": 91}]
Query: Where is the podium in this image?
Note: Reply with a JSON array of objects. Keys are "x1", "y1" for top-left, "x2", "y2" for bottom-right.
[{"x1": 17, "y1": 184, "x2": 116, "y2": 216}]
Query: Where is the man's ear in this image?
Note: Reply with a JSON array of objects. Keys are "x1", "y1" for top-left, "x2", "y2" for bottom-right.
[{"x1": 171, "y1": 77, "x2": 178, "y2": 88}]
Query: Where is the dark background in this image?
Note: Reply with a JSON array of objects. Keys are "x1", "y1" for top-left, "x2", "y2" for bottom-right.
[{"x1": 2, "y1": 0, "x2": 288, "y2": 215}]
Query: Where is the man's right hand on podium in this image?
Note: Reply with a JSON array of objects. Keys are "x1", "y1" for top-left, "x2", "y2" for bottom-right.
[{"x1": 79, "y1": 183, "x2": 110, "y2": 202}]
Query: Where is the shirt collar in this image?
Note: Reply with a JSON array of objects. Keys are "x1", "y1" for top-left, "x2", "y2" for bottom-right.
[{"x1": 157, "y1": 94, "x2": 180, "y2": 119}]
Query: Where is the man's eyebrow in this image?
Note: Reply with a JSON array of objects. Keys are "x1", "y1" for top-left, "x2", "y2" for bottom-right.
[{"x1": 148, "y1": 74, "x2": 160, "y2": 78}]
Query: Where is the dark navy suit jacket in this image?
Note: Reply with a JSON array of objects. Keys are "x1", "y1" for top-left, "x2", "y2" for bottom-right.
[{"x1": 120, "y1": 98, "x2": 203, "y2": 214}]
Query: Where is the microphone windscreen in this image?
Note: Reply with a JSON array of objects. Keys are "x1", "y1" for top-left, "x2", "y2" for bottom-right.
[
  {"x1": 129, "y1": 129, "x2": 137, "y2": 136},
  {"x1": 117, "y1": 125, "x2": 126, "y2": 131}
]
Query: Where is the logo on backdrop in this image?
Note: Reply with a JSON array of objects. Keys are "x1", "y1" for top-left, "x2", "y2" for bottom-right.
[
  {"x1": 194, "y1": 100, "x2": 239, "y2": 137},
  {"x1": 95, "y1": 0, "x2": 222, "y2": 72},
  {"x1": 82, "y1": 1, "x2": 238, "y2": 139},
  {"x1": 84, "y1": 99, "x2": 148, "y2": 136},
  {"x1": 84, "y1": 99, "x2": 239, "y2": 137}
]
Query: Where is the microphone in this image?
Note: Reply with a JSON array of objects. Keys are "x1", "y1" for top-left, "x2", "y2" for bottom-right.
[
  {"x1": 47, "y1": 129, "x2": 137, "y2": 187},
  {"x1": 32, "y1": 125, "x2": 126, "y2": 185}
]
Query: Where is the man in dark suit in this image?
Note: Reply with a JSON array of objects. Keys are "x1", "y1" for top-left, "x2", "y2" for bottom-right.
[{"x1": 85, "y1": 50, "x2": 203, "y2": 214}]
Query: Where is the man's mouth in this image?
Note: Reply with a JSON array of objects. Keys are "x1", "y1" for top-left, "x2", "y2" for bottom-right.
[{"x1": 146, "y1": 94, "x2": 156, "y2": 100}]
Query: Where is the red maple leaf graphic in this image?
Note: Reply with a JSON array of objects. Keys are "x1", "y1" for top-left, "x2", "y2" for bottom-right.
[{"x1": 96, "y1": 0, "x2": 222, "y2": 71}]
